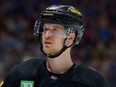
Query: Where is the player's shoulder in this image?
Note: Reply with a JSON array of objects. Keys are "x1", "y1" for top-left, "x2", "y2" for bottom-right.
[
  {"x1": 84, "y1": 65, "x2": 104, "y2": 78},
  {"x1": 14, "y1": 58, "x2": 39, "y2": 70},
  {"x1": 77, "y1": 65, "x2": 101, "y2": 76},
  {"x1": 73, "y1": 65, "x2": 107, "y2": 86},
  {"x1": 75, "y1": 65, "x2": 105, "y2": 79},
  {"x1": 11, "y1": 58, "x2": 44, "y2": 76}
]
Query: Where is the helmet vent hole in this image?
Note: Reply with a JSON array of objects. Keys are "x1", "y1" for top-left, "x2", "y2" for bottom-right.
[{"x1": 62, "y1": 7, "x2": 69, "y2": 11}]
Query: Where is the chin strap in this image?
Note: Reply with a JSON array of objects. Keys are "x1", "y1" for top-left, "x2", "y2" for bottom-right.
[
  {"x1": 40, "y1": 38, "x2": 68, "y2": 58},
  {"x1": 41, "y1": 40, "x2": 75, "y2": 58},
  {"x1": 46, "y1": 46, "x2": 67, "y2": 58},
  {"x1": 39, "y1": 31, "x2": 76, "y2": 58}
]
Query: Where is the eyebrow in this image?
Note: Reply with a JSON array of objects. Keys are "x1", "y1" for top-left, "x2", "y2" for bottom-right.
[{"x1": 43, "y1": 24, "x2": 65, "y2": 29}]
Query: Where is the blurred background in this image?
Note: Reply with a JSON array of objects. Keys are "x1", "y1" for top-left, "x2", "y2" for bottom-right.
[{"x1": 0, "y1": 0, "x2": 115, "y2": 87}]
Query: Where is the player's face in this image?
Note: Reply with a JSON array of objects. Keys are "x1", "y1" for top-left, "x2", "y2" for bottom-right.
[{"x1": 42, "y1": 23, "x2": 66, "y2": 55}]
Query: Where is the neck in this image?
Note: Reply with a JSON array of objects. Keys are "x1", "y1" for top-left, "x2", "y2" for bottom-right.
[{"x1": 46, "y1": 48, "x2": 74, "y2": 74}]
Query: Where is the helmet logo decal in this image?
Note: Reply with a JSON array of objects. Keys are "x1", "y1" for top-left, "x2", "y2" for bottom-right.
[
  {"x1": 46, "y1": 5, "x2": 59, "y2": 10},
  {"x1": 69, "y1": 6, "x2": 82, "y2": 16}
]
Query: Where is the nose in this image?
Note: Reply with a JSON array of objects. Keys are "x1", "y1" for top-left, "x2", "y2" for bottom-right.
[{"x1": 44, "y1": 30, "x2": 52, "y2": 38}]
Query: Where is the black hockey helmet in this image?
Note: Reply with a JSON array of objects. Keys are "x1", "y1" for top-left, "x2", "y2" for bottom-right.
[
  {"x1": 34, "y1": 5, "x2": 84, "y2": 45},
  {"x1": 34, "y1": 5, "x2": 84, "y2": 58}
]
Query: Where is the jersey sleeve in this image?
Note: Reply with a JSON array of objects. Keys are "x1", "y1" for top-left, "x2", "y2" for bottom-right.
[
  {"x1": 1, "y1": 74, "x2": 14, "y2": 87},
  {"x1": 0, "y1": 67, "x2": 20, "y2": 87}
]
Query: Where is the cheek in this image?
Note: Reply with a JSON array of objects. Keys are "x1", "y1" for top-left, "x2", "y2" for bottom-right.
[
  {"x1": 41, "y1": 35, "x2": 45, "y2": 44},
  {"x1": 54, "y1": 38, "x2": 64, "y2": 48}
]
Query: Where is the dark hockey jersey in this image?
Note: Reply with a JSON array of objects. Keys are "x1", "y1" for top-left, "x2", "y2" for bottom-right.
[{"x1": 1, "y1": 58, "x2": 107, "y2": 87}]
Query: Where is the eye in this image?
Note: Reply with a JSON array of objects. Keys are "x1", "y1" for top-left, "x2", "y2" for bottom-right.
[
  {"x1": 52, "y1": 29, "x2": 59, "y2": 33},
  {"x1": 53, "y1": 29, "x2": 58, "y2": 31},
  {"x1": 43, "y1": 28, "x2": 49, "y2": 32}
]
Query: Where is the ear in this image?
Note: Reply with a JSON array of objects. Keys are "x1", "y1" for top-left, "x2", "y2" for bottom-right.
[{"x1": 65, "y1": 32, "x2": 76, "y2": 47}]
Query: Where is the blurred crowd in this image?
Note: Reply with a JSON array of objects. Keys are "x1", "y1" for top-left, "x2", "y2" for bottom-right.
[{"x1": 0, "y1": 0, "x2": 116, "y2": 87}]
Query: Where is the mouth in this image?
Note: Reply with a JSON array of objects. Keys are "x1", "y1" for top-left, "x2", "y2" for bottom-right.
[
  {"x1": 44, "y1": 41, "x2": 52, "y2": 44},
  {"x1": 44, "y1": 41, "x2": 52, "y2": 47}
]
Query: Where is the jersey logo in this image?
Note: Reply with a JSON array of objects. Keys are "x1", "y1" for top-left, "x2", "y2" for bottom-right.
[
  {"x1": 0, "y1": 81, "x2": 4, "y2": 87},
  {"x1": 20, "y1": 80, "x2": 34, "y2": 87}
]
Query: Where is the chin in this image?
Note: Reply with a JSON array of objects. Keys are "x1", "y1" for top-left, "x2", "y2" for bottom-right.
[
  {"x1": 43, "y1": 48, "x2": 51, "y2": 54},
  {"x1": 43, "y1": 49, "x2": 56, "y2": 55}
]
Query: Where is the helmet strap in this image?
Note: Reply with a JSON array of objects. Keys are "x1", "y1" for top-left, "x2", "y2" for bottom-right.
[
  {"x1": 40, "y1": 37, "x2": 68, "y2": 58},
  {"x1": 46, "y1": 45, "x2": 67, "y2": 58},
  {"x1": 39, "y1": 29, "x2": 77, "y2": 58}
]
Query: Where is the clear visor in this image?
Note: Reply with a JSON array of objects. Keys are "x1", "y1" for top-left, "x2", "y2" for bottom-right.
[
  {"x1": 34, "y1": 19, "x2": 67, "y2": 38},
  {"x1": 42, "y1": 28, "x2": 67, "y2": 38}
]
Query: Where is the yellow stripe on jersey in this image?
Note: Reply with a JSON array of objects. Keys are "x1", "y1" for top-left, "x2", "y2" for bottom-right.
[{"x1": 0, "y1": 81, "x2": 4, "y2": 87}]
